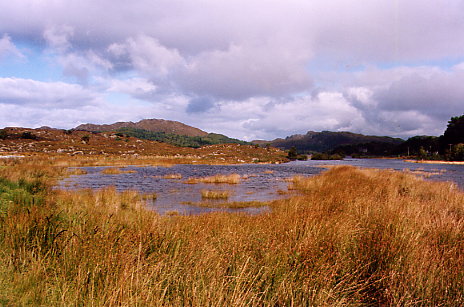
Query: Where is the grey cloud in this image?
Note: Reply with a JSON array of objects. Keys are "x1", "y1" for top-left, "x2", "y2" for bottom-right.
[
  {"x1": 374, "y1": 72, "x2": 464, "y2": 121},
  {"x1": 186, "y1": 96, "x2": 215, "y2": 113}
]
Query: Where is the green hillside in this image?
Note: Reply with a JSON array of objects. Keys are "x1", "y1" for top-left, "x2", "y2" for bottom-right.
[{"x1": 115, "y1": 127, "x2": 249, "y2": 148}]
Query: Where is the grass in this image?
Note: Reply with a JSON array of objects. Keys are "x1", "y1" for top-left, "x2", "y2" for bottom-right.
[
  {"x1": 101, "y1": 167, "x2": 137, "y2": 175},
  {"x1": 66, "y1": 168, "x2": 88, "y2": 176},
  {"x1": 183, "y1": 200, "x2": 269, "y2": 209},
  {"x1": 184, "y1": 173, "x2": 241, "y2": 184},
  {"x1": 200, "y1": 190, "x2": 231, "y2": 199},
  {"x1": 163, "y1": 173, "x2": 183, "y2": 179},
  {"x1": 0, "y1": 157, "x2": 463, "y2": 305}
]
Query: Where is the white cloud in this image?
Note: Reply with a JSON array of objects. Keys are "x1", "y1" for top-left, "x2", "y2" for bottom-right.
[
  {"x1": 0, "y1": 78, "x2": 99, "y2": 107},
  {"x1": 107, "y1": 77, "x2": 157, "y2": 97},
  {"x1": 43, "y1": 25, "x2": 74, "y2": 52}
]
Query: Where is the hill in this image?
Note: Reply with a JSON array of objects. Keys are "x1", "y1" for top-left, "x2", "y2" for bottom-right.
[
  {"x1": 254, "y1": 131, "x2": 404, "y2": 153},
  {"x1": 75, "y1": 119, "x2": 208, "y2": 137},
  {"x1": 0, "y1": 127, "x2": 287, "y2": 164},
  {"x1": 115, "y1": 127, "x2": 249, "y2": 148}
]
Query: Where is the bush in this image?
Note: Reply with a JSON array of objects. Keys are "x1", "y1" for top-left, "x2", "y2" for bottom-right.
[
  {"x1": 0, "y1": 129, "x2": 7, "y2": 140},
  {"x1": 20, "y1": 131, "x2": 37, "y2": 140},
  {"x1": 311, "y1": 153, "x2": 344, "y2": 160},
  {"x1": 81, "y1": 135, "x2": 90, "y2": 144}
]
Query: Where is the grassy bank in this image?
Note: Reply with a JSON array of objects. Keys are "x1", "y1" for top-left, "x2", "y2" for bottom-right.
[{"x1": 0, "y1": 157, "x2": 463, "y2": 305}]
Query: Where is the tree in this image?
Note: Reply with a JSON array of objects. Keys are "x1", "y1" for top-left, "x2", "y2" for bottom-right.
[
  {"x1": 287, "y1": 146, "x2": 298, "y2": 160},
  {"x1": 440, "y1": 114, "x2": 464, "y2": 153}
]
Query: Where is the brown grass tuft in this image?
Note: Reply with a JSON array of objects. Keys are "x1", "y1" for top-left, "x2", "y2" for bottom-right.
[
  {"x1": 201, "y1": 190, "x2": 231, "y2": 199},
  {"x1": 163, "y1": 173, "x2": 183, "y2": 179},
  {"x1": 101, "y1": 167, "x2": 137, "y2": 175},
  {"x1": 184, "y1": 173, "x2": 241, "y2": 184}
]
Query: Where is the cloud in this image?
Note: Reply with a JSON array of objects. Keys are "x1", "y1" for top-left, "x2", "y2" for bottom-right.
[
  {"x1": 0, "y1": 78, "x2": 100, "y2": 107},
  {"x1": 1, "y1": 1, "x2": 464, "y2": 139},
  {"x1": 43, "y1": 25, "x2": 74, "y2": 52},
  {"x1": 342, "y1": 66, "x2": 464, "y2": 137},
  {"x1": 374, "y1": 71, "x2": 464, "y2": 120},
  {"x1": 0, "y1": 34, "x2": 24, "y2": 59},
  {"x1": 107, "y1": 77, "x2": 157, "y2": 97},
  {"x1": 177, "y1": 43, "x2": 312, "y2": 100},
  {"x1": 186, "y1": 96, "x2": 215, "y2": 113}
]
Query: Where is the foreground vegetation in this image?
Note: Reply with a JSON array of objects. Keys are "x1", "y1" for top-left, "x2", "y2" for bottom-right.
[{"x1": 0, "y1": 157, "x2": 463, "y2": 305}]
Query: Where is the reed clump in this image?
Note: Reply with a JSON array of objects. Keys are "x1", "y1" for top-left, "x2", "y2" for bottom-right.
[
  {"x1": 184, "y1": 173, "x2": 241, "y2": 184},
  {"x1": 0, "y1": 159, "x2": 463, "y2": 305},
  {"x1": 200, "y1": 190, "x2": 231, "y2": 199},
  {"x1": 101, "y1": 167, "x2": 136, "y2": 175},
  {"x1": 163, "y1": 173, "x2": 183, "y2": 179}
]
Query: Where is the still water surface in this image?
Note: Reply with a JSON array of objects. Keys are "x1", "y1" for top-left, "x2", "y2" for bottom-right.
[{"x1": 59, "y1": 159, "x2": 464, "y2": 215}]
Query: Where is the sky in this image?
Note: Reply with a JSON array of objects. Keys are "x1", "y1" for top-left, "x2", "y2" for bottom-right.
[{"x1": 0, "y1": 0, "x2": 463, "y2": 141}]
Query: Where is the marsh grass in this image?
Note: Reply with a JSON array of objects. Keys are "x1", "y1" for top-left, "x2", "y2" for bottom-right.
[
  {"x1": 184, "y1": 200, "x2": 269, "y2": 209},
  {"x1": 184, "y1": 173, "x2": 241, "y2": 184},
  {"x1": 66, "y1": 168, "x2": 88, "y2": 176},
  {"x1": 200, "y1": 190, "x2": 231, "y2": 199},
  {"x1": 0, "y1": 158, "x2": 463, "y2": 305},
  {"x1": 163, "y1": 173, "x2": 183, "y2": 179},
  {"x1": 101, "y1": 167, "x2": 137, "y2": 175}
]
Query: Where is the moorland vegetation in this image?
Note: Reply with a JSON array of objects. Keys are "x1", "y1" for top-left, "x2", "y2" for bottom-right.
[{"x1": 0, "y1": 156, "x2": 463, "y2": 305}]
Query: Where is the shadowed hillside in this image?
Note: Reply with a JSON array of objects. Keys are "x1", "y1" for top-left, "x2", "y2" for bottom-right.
[{"x1": 254, "y1": 131, "x2": 404, "y2": 154}]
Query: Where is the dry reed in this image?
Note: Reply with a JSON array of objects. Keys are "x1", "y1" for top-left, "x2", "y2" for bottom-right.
[
  {"x1": 184, "y1": 173, "x2": 241, "y2": 184},
  {"x1": 163, "y1": 173, "x2": 183, "y2": 179},
  {"x1": 200, "y1": 190, "x2": 231, "y2": 199},
  {"x1": 101, "y1": 167, "x2": 137, "y2": 175},
  {"x1": 0, "y1": 159, "x2": 463, "y2": 305}
]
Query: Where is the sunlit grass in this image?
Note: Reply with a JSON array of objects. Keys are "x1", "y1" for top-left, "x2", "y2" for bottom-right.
[
  {"x1": 200, "y1": 190, "x2": 231, "y2": 199},
  {"x1": 101, "y1": 167, "x2": 137, "y2": 175},
  {"x1": 163, "y1": 173, "x2": 183, "y2": 179},
  {"x1": 184, "y1": 200, "x2": 269, "y2": 208},
  {"x1": 0, "y1": 157, "x2": 463, "y2": 305},
  {"x1": 66, "y1": 168, "x2": 88, "y2": 176},
  {"x1": 184, "y1": 173, "x2": 241, "y2": 184}
]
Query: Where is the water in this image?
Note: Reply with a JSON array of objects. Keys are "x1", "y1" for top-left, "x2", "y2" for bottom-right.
[{"x1": 59, "y1": 159, "x2": 464, "y2": 215}]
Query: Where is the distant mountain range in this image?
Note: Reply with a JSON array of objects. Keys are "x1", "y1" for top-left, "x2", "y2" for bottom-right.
[
  {"x1": 75, "y1": 120, "x2": 412, "y2": 154},
  {"x1": 2, "y1": 118, "x2": 440, "y2": 157},
  {"x1": 253, "y1": 131, "x2": 404, "y2": 153},
  {"x1": 75, "y1": 119, "x2": 208, "y2": 137}
]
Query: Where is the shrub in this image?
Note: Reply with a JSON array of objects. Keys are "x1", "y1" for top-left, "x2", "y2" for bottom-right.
[
  {"x1": 20, "y1": 131, "x2": 37, "y2": 140},
  {"x1": 0, "y1": 129, "x2": 7, "y2": 140}
]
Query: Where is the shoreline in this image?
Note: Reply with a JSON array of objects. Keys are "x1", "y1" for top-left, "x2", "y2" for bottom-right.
[{"x1": 404, "y1": 159, "x2": 464, "y2": 165}]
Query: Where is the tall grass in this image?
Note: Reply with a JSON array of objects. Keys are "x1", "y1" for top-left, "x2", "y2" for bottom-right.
[
  {"x1": 201, "y1": 190, "x2": 231, "y2": 199},
  {"x1": 0, "y1": 160, "x2": 463, "y2": 305},
  {"x1": 185, "y1": 173, "x2": 241, "y2": 184}
]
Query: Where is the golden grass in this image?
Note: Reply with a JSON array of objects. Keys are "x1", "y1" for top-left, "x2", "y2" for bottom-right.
[
  {"x1": 163, "y1": 173, "x2": 183, "y2": 179},
  {"x1": 200, "y1": 190, "x2": 231, "y2": 199},
  {"x1": 184, "y1": 173, "x2": 241, "y2": 184},
  {"x1": 66, "y1": 168, "x2": 88, "y2": 176},
  {"x1": 0, "y1": 157, "x2": 463, "y2": 305},
  {"x1": 101, "y1": 167, "x2": 137, "y2": 175},
  {"x1": 184, "y1": 200, "x2": 269, "y2": 209}
]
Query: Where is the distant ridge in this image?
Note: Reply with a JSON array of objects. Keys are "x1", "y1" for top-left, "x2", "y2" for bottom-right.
[
  {"x1": 253, "y1": 131, "x2": 404, "y2": 153},
  {"x1": 75, "y1": 119, "x2": 208, "y2": 137}
]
